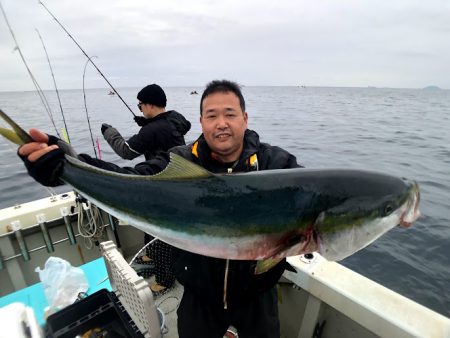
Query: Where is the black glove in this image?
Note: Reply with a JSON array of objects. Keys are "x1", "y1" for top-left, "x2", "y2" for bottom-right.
[
  {"x1": 134, "y1": 116, "x2": 148, "y2": 127},
  {"x1": 19, "y1": 148, "x2": 66, "y2": 187},
  {"x1": 48, "y1": 134, "x2": 77, "y2": 157},
  {"x1": 47, "y1": 135, "x2": 60, "y2": 146},
  {"x1": 101, "y1": 123, "x2": 112, "y2": 134}
]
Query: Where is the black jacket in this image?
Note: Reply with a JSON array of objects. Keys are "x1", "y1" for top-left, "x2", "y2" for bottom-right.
[
  {"x1": 102, "y1": 110, "x2": 191, "y2": 161},
  {"x1": 168, "y1": 130, "x2": 300, "y2": 309}
]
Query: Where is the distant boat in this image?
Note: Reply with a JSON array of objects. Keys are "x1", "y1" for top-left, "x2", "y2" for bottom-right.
[
  {"x1": 190, "y1": 90, "x2": 198, "y2": 95},
  {"x1": 108, "y1": 90, "x2": 115, "y2": 95}
]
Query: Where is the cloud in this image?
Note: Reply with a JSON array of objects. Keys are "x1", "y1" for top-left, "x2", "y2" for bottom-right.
[{"x1": 1, "y1": 0, "x2": 449, "y2": 91}]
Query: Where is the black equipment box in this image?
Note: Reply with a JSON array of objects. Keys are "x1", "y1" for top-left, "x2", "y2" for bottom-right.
[{"x1": 45, "y1": 289, "x2": 144, "y2": 338}]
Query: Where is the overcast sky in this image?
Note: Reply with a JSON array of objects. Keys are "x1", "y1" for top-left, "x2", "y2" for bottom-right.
[{"x1": 1, "y1": 0, "x2": 449, "y2": 91}]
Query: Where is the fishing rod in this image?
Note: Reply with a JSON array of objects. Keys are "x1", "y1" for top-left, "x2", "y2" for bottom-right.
[
  {"x1": 36, "y1": 28, "x2": 71, "y2": 143},
  {"x1": 39, "y1": 1, "x2": 137, "y2": 117},
  {"x1": 83, "y1": 56, "x2": 99, "y2": 158},
  {"x1": 0, "y1": 1, "x2": 60, "y2": 137}
]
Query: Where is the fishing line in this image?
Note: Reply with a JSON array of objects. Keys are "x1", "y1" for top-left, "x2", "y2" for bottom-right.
[
  {"x1": 156, "y1": 295, "x2": 180, "y2": 316},
  {"x1": 0, "y1": 1, "x2": 61, "y2": 137},
  {"x1": 83, "y1": 56, "x2": 99, "y2": 158},
  {"x1": 39, "y1": 1, "x2": 137, "y2": 117},
  {"x1": 36, "y1": 28, "x2": 70, "y2": 143},
  {"x1": 128, "y1": 238, "x2": 158, "y2": 266}
]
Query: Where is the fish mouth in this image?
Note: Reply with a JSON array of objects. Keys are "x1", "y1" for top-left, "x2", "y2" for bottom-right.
[{"x1": 399, "y1": 181, "x2": 421, "y2": 228}]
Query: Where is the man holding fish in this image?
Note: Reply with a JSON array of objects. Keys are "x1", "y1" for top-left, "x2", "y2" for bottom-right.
[
  {"x1": 16, "y1": 79, "x2": 300, "y2": 337},
  {"x1": 1, "y1": 80, "x2": 420, "y2": 338}
]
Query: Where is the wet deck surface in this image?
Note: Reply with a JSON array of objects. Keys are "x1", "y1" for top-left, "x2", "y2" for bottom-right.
[{"x1": 152, "y1": 280, "x2": 183, "y2": 337}]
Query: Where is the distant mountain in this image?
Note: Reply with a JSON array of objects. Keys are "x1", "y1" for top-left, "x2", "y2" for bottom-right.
[{"x1": 423, "y1": 85, "x2": 441, "y2": 90}]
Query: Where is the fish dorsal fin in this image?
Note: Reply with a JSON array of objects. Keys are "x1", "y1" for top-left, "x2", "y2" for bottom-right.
[
  {"x1": 65, "y1": 152, "x2": 213, "y2": 181},
  {"x1": 154, "y1": 153, "x2": 213, "y2": 180}
]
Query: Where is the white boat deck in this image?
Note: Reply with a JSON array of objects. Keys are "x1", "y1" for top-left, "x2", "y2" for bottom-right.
[{"x1": 1, "y1": 192, "x2": 449, "y2": 338}]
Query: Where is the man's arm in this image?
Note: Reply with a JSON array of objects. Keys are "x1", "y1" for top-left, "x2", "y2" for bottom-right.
[
  {"x1": 19, "y1": 129, "x2": 169, "y2": 187},
  {"x1": 102, "y1": 126, "x2": 141, "y2": 160},
  {"x1": 77, "y1": 152, "x2": 170, "y2": 176}
]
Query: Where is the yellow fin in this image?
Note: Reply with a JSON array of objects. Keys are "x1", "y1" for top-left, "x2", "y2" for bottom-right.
[
  {"x1": 0, "y1": 127, "x2": 24, "y2": 145},
  {"x1": 255, "y1": 257, "x2": 284, "y2": 275},
  {"x1": 0, "y1": 109, "x2": 32, "y2": 144},
  {"x1": 65, "y1": 152, "x2": 213, "y2": 181},
  {"x1": 153, "y1": 153, "x2": 213, "y2": 180}
]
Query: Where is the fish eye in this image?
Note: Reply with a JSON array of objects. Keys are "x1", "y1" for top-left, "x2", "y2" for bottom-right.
[{"x1": 383, "y1": 204, "x2": 393, "y2": 216}]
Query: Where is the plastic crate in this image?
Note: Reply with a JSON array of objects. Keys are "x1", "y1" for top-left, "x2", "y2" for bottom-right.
[
  {"x1": 100, "y1": 241, "x2": 162, "y2": 337},
  {"x1": 45, "y1": 289, "x2": 144, "y2": 338}
]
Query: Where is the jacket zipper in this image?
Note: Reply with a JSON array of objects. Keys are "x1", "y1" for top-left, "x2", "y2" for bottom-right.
[
  {"x1": 223, "y1": 162, "x2": 238, "y2": 308},
  {"x1": 223, "y1": 259, "x2": 230, "y2": 309}
]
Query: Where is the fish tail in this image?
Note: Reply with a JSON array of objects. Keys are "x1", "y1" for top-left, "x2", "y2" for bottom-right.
[{"x1": 0, "y1": 109, "x2": 33, "y2": 145}]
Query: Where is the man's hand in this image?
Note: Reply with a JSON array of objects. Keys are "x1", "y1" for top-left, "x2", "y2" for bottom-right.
[
  {"x1": 18, "y1": 128, "x2": 65, "y2": 187},
  {"x1": 101, "y1": 123, "x2": 112, "y2": 135},
  {"x1": 134, "y1": 116, "x2": 148, "y2": 127},
  {"x1": 18, "y1": 128, "x2": 58, "y2": 162}
]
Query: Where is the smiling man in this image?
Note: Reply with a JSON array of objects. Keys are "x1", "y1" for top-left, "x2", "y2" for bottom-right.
[
  {"x1": 18, "y1": 79, "x2": 301, "y2": 338},
  {"x1": 200, "y1": 89, "x2": 248, "y2": 163}
]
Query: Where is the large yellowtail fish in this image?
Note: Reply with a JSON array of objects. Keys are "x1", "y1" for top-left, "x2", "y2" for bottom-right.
[{"x1": 0, "y1": 109, "x2": 420, "y2": 267}]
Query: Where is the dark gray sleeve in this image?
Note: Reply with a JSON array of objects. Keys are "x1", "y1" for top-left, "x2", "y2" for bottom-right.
[
  {"x1": 78, "y1": 151, "x2": 169, "y2": 175},
  {"x1": 102, "y1": 127, "x2": 141, "y2": 160}
]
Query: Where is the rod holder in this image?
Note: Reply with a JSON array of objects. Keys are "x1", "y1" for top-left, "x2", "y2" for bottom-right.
[
  {"x1": 37, "y1": 213, "x2": 54, "y2": 253},
  {"x1": 108, "y1": 213, "x2": 117, "y2": 231},
  {"x1": 108, "y1": 213, "x2": 122, "y2": 248},
  {"x1": 0, "y1": 248, "x2": 4, "y2": 270},
  {"x1": 11, "y1": 220, "x2": 30, "y2": 261},
  {"x1": 61, "y1": 207, "x2": 76, "y2": 245}
]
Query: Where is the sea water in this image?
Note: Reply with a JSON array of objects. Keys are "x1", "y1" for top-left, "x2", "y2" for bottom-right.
[{"x1": 0, "y1": 86, "x2": 449, "y2": 316}]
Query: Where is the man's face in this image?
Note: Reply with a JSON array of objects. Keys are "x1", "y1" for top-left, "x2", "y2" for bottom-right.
[
  {"x1": 139, "y1": 103, "x2": 155, "y2": 119},
  {"x1": 200, "y1": 91, "x2": 248, "y2": 162}
]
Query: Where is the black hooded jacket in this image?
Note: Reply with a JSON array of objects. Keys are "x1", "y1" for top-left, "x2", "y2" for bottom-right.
[
  {"x1": 102, "y1": 110, "x2": 191, "y2": 161},
  {"x1": 168, "y1": 130, "x2": 300, "y2": 308}
]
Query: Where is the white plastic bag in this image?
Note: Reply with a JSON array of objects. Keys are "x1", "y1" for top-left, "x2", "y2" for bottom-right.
[{"x1": 35, "y1": 257, "x2": 89, "y2": 311}]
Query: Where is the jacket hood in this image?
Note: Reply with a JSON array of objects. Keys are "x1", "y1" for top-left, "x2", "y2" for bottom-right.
[
  {"x1": 241, "y1": 129, "x2": 261, "y2": 159},
  {"x1": 166, "y1": 110, "x2": 191, "y2": 136}
]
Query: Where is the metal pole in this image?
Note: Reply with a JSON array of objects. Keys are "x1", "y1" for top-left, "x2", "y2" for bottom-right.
[
  {"x1": 11, "y1": 220, "x2": 30, "y2": 262},
  {"x1": 37, "y1": 214, "x2": 54, "y2": 253},
  {"x1": 61, "y1": 207, "x2": 77, "y2": 245}
]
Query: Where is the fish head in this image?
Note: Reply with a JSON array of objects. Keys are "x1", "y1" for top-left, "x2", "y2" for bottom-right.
[{"x1": 315, "y1": 176, "x2": 420, "y2": 261}]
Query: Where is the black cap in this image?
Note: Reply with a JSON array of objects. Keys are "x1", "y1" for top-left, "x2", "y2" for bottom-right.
[{"x1": 137, "y1": 84, "x2": 167, "y2": 107}]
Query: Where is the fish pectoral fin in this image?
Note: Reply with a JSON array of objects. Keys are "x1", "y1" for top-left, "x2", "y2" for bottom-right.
[
  {"x1": 0, "y1": 109, "x2": 32, "y2": 145},
  {"x1": 154, "y1": 153, "x2": 213, "y2": 180},
  {"x1": 285, "y1": 261, "x2": 297, "y2": 273},
  {"x1": 254, "y1": 257, "x2": 284, "y2": 275}
]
